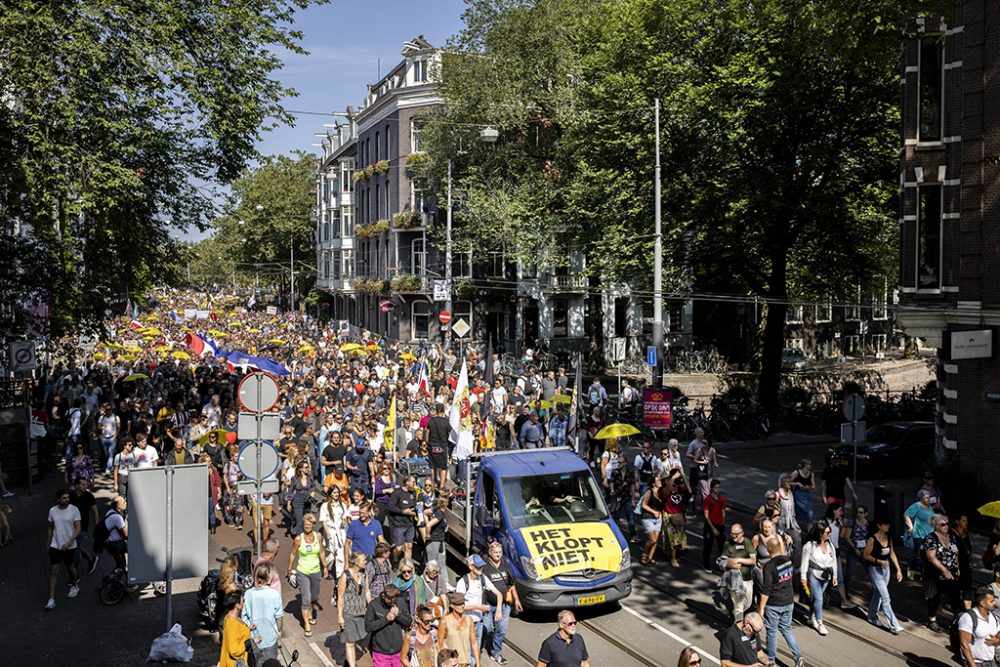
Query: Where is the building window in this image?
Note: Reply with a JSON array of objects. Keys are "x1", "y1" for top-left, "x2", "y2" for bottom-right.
[
  {"x1": 553, "y1": 299, "x2": 568, "y2": 337},
  {"x1": 331, "y1": 210, "x2": 341, "y2": 238},
  {"x1": 411, "y1": 120, "x2": 423, "y2": 153},
  {"x1": 872, "y1": 282, "x2": 888, "y2": 320},
  {"x1": 845, "y1": 286, "x2": 861, "y2": 321},
  {"x1": 784, "y1": 338, "x2": 803, "y2": 350},
  {"x1": 414, "y1": 59, "x2": 428, "y2": 83},
  {"x1": 815, "y1": 301, "x2": 832, "y2": 323},
  {"x1": 412, "y1": 301, "x2": 430, "y2": 340},
  {"x1": 918, "y1": 39, "x2": 944, "y2": 143},
  {"x1": 668, "y1": 301, "x2": 685, "y2": 333},
  {"x1": 452, "y1": 252, "x2": 472, "y2": 278},
  {"x1": 843, "y1": 335, "x2": 860, "y2": 357},
  {"x1": 411, "y1": 239, "x2": 425, "y2": 274},
  {"x1": 385, "y1": 125, "x2": 391, "y2": 161},
  {"x1": 785, "y1": 305, "x2": 803, "y2": 324},
  {"x1": 374, "y1": 133, "x2": 380, "y2": 164},
  {"x1": 341, "y1": 159, "x2": 354, "y2": 193},
  {"x1": 375, "y1": 184, "x2": 380, "y2": 219},
  {"x1": 343, "y1": 250, "x2": 354, "y2": 279},
  {"x1": 413, "y1": 186, "x2": 424, "y2": 216},
  {"x1": 917, "y1": 185, "x2": 942, "y2": 289},
  {"x1": 342, "y1": 206, "x2": 353, "y2": 236},
  {"x1": 872, "y1": 334, "x2": 887, "y2": 353},
  {"x1": 614, "y1": 298, "x2": 628, "y2": 338}
]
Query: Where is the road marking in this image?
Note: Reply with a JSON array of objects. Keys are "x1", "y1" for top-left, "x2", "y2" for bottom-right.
[
  {"x1": 308, "y1": 640, "x2": 335, "y2": 667},
  {"x1": 621, "y1": 603, "x2": 721, "y2": 665}
]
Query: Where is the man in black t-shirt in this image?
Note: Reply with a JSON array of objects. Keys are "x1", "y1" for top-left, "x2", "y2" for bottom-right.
[
  {"x1": 69, "y1": 477, "x2": 98, "y2": 573},
  {"x1": 405, "y1": 427, "x2": 425, "y2": 458},
  {"x1": 482, "y1": 540, "x2": 523, "y2": 665},
  {"x1": 425, "y1": 404, "x2": 451, "y2": 489},
  {"x1": 718, "y1": 612, "x2": 767, "y2": 667},
  {"x1": 321, "y1": 431, "x2": 346, "y2": 476},
  {"x1": 757, "y1": 537, "x2": 804, "y2": 667},
  {"x1": 538, "y1": 610, "x2": 589, "y2": 667},
  {"x1": 820, "y1": 460, "x2": 856, "y2": 508},
  {"x1": 386, "y1": 475, "x2": 417, "y2": 561}
]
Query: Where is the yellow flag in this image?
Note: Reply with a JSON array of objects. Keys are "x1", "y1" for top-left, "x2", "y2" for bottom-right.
[{"x1": 384, "y1": 396, "x2": 396, "y2": 451}]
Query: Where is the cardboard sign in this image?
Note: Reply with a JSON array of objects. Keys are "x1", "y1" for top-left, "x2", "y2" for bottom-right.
[
  {"x1": 520, "y1": 522, "x2": 621, "y2": 579},
  {"x1": 642, "y1": 388, "x2": 673, "y2": 428}
]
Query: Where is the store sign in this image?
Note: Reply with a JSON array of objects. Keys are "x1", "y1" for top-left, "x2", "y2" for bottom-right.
[
  {"x1": 642, "y1": 388, "x2": 673, "y2": 428},
  {"x1": 950, "y1": 329, "x2": 992, "y2": 360}
]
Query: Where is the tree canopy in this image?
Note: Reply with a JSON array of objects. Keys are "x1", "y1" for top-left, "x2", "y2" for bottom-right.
[
  {"x1": 421, "y1": 0, "x2": 905, "y2": 405},
  {"x1": 0, "y1": 0, "x2": 324, "y2": 333}
]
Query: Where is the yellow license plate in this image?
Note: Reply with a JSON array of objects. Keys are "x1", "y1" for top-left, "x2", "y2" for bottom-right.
[{"x1": 575, "y1": 594, "x2": 606, "y2": 606}]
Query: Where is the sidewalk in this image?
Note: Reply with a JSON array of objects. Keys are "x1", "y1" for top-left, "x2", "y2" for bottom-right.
[{"x1": 0, "y1": 463, "x2": 217, "y2": 667}]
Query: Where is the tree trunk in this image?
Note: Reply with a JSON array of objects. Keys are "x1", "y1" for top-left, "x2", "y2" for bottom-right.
[{"x1": 757, "y1": 253, "x2": 789, "y2": 413}]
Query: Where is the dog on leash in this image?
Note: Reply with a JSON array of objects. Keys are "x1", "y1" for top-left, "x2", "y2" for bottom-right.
[{"x1": 0, "y1": 505, "x2": 12, "y2": 546}]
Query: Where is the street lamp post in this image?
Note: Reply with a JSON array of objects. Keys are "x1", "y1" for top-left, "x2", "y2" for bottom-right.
[
  {"x1": 444, "y1": 158, "x2": 453, "y2": 346},
  {"x1": 652, "y1": 98, "x2": 664, "y2": 389}
]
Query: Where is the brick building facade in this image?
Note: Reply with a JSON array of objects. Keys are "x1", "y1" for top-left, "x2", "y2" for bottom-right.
[{"x1": 896, "y1": 3, "x2": 1000, "y2": 499}]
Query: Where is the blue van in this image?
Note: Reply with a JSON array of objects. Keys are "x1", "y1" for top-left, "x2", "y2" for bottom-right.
[{"x1": 446, "y1": 447, "x2": 633, "y2": 610}]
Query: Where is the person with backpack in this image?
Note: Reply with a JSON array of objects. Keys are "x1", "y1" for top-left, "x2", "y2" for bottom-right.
[
  {"x1": 633, "y1": 441, "x2": 657, "y2": 500},
  {"x1": 401, "y1": 604, "x2": 439, "y2": 667},
  {"x1": 957, "y1": 586, "x2": 1000, "y2": 667},
  {"x1": 98, "y1": 495, "x2": 128, "y2": 572}
]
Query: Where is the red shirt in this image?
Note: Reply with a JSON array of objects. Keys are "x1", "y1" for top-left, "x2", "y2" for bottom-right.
[{"x1": 703, "y1": 493, "x2": 727, "y2": 525}]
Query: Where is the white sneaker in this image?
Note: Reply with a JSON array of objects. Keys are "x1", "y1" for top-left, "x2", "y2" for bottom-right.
[
  {"x1": 67, "y1": 584, "x2": 80, "y2": 599},
  {"x1": 817, "y1": 622, "x2": 829, "y2": 636},
  {"x1": 869, "y1": 618, "x2": 884, "y2": 629},
  {"x1": 44, "y1": 598, "x2": 55, "y2": 610},
  {"x1": 808, "y1": 616, "x2": 819, "y2": 630},
  {"x1": 890, "y1": 625, "x2": 903, "y2": 635},
  {"x1": 1, "y1": 490, "x2": 14, "y2": 498}
]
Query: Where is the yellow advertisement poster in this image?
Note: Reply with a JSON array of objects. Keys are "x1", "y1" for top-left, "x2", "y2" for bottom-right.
[{"x1": 521, "y1": 522, "x2": 621, "y2": 579}]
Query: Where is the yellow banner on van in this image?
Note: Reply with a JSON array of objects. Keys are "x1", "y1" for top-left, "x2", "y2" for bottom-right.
[{"x1": 521, "y1": 523, "x2": 621, "y2": 579}]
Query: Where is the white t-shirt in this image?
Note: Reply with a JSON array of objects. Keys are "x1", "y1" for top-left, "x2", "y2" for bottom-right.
[
  {"x1": 99, "y1": 414, "x2": 120, "y2": 439},
  {"x1": 132, "y1": 445, "x2": 159, "y2": 469},
  {"x1": 114, "y1": 451, "x2": 137, "y2": 477},
  {"x1": 602, "y1": 451, "x2": 620, "y2": 480},
  {"x1": 456, "y1": 573, "x2": 496, "y2": 622},
  {"x1": 958, "y1": 609, "x2": 1000, "y2": 663},
  {"x1": 105, "y1": 510, "x2": 127, "y2": 542},
  {"x1": 48, "y1": 504, "x2": 81, "y2": 549}
]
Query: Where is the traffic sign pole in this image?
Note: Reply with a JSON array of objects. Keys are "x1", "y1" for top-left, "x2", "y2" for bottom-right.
[
  {"x1": 255, "y1": 377, "x2": 262, "y2": 561},
  {"x1": 842, "y1": 393, "x2": 866, "y2": 492}
]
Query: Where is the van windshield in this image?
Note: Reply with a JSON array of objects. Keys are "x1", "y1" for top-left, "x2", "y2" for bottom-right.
[{"x1": 502, "y1": 471, "x2": 610, "y2": 529}]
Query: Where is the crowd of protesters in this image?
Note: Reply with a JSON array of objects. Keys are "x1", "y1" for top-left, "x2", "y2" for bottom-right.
[{"x1": 31, "y1": 286, "x2": 991, "y2": 667}]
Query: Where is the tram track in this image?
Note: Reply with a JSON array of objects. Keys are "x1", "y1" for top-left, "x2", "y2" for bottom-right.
[{"x1": 629, "y1": 565, "x2": 941, "y2": 667}]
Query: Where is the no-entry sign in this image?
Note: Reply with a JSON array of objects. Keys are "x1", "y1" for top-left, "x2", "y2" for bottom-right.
[{"x1": 439, "y1": 311, "x2": 452, "y2": 325}]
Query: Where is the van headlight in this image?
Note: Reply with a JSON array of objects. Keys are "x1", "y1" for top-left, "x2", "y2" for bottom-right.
[
  {"x1": 520, "y1": 555, "x2": 541, "y2": 581},
  {"x1": 619, "y1": 548, "x2": 631, "y2": 571}
]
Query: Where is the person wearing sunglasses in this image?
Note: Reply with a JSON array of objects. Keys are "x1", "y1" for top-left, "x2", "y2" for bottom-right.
[
  {"x1": 401, "y1": 605, "x2": 438, "y2": 667},
  {"x1": 537, "y1": 609, "x2": 589, "y2": 667},
  {"x1": 923, "y1": 513, "x2": 962, "y2": 632},
  {"x1": 675, "y1": 647, "x2": 703, "y2": 667},
  {"x1": 718, "y1": 611, "x2": 768, "y2": 667}
]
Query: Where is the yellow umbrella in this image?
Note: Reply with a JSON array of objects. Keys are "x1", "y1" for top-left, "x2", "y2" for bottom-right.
[
  {"x1": 400, "y1": 352, "x2": 417, "y2": 362},
  {"x1": 594, "y1": 423, "x2": 641, "y2": 440},
  {"x1": 339, "y1": 343, "x2": 363, "y2": 352},
  {"x1": 154, "y1": 345, "x2": 171, "y2": 352},
  {"x1": 171, "y1": 351, "x2": 191, "y2": 360},
  {"x1": 208, "y1": 329, "x2": 225, "y2": 337},
  {"x1": 143, "y1": 327, "x2": 161, "y2": 335},
  {"x1": 268, "y1": 339, "x2": 287, "y2": 345},
  {"x1": 978, "y1": 501, "x2": 1000, "y2": 519},
  {"x1": 180, "y1": 326, "x2": 192, "y2": 332},
  {"x1": 248, "y1": 328, "x2": 261, "y2": 333},
  {"x1": 124, "y1": 345, "x2": 142, "y2": 353},
  {"x1": 93, "y1": 352, "x2": 106, "y2": 360},
  {"x1": 103, "y1": 342, "x2": 124, "y2": 350},
  {"x1": 298, "y1": 344, "x2": 315, "y2": 353},
  {"x1": 123, "y1": 373, "x2": 149, "y2": 382},
  {"x1": 550, "y1": 394, "x2": 573, "y2": 405},
  {"x1": 118, "y1": 354, "x2": 137, "y2": 362}
]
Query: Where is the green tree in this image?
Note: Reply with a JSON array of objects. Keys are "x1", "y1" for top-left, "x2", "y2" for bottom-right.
[
  {"x1": 208, "y1": 152, "x2": 318, "y2": 298},
  {"x1": 427, "y1": 0, "x2": 903, "y2": 407},
  {"x1": 0, "y1": 0, "x2": 324, "y2": 333}
]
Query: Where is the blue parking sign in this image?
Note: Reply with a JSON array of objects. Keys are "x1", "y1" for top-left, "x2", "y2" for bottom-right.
[{"x1": 646, "y1": 346, "x2": 657, "y2": 367}]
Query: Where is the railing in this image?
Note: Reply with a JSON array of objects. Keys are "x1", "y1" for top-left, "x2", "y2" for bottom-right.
[{"x1": 548, "y1": 274, "x2": 587, "y2": 290}]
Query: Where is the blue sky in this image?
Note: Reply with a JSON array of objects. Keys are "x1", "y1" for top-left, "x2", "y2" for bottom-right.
[{"x1": 260, "y1": 0, "x2": 467, "y2": 159}]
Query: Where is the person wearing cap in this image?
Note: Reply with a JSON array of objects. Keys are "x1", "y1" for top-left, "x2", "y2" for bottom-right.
[
  {"x1": 457, "y1": 554, "x2": 501, "y2": 660},
  {"x1": 439, "y1": 591, "x2": 480, "y2": 667},
  {"x1": 903, "y1": 489, "x2": 935, "y2": 580}
]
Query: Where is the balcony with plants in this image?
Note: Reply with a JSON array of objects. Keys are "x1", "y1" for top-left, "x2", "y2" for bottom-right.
[
  {"x1": 355, "y1": 219, "x2": 389, "y2": 240},
  {"x1": 390, "y1": 274, "x2": 425, "y2": 293},
  {"x1": 392, "y1": 211, "x2": 421, "y2": 230},
  {"x1": 353, "y1": 278, "x2": 388, "y2": 294}
]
